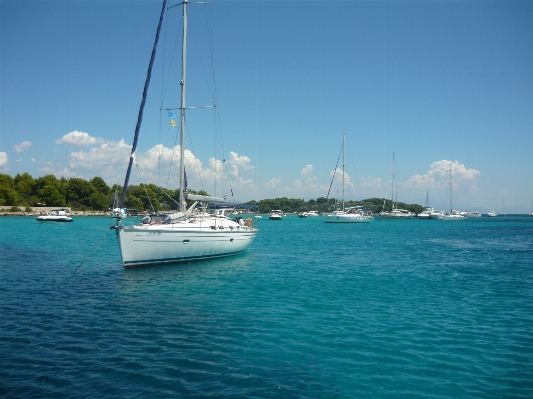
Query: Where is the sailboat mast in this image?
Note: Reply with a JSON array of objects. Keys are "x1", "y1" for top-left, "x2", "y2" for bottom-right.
[
  {"x1": 392, "y1": 153, "x2": 395, "y2": 209},
  {"x1": 342, "y1": 135, "x2": 345, "y2": 212},
  {"x1": 449, "y1": 163, "x2": 452, "y2": 213},
  {"x1": 179, "y1": 0, "x2": 188, "y2": 212}
]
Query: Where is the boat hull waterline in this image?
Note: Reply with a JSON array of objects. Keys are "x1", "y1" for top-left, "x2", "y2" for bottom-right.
[{"x1": 117, "y1": 224, "x2": 256, "y2": 268}]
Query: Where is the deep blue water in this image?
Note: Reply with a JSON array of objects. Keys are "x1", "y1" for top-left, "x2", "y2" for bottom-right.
[{"x1": 1, "y1": 215, "x2": 532, "y2": 398}]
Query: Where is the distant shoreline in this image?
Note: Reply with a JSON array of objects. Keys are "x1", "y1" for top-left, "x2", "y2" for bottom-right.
[{"x1": 0, "y1": 206, "x2": 109, "y2": 217}]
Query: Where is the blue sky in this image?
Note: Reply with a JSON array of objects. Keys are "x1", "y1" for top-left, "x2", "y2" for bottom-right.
[{"x1": 1, "y1": 0, "x2": 532, "y2": 213}]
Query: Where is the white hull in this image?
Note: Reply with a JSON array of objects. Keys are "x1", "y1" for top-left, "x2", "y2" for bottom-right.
[
  {"x1": 442, "y1": 214, "x2": 467, "y2": 221},
  {"x1": 466, "y1": 211, "x2": 482, "y2": 217},
  {"x1": 380, "y1": 208, "x2": 412, "y2": 220},
  {"x1": 324, "y1": 214, "x2": 373, "y2": 223},
  {"x1": 116, "y1": 222, "x2": 257, "y2": 268},
  {"x1": 417, "y1": 207, "x2": 433, "y2": 219},
  {"x1": 35, "y1": 216, "x2": 73, "y2": 222},
  {"x1": 35, "y1": 209, "x2": 73, "y2": 222},
  {"x1": 429, "y1": 211, "x2": 444, "y2": 220}
]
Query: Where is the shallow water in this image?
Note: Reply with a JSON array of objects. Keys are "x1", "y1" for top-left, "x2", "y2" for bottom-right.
[{"x1": 1, "y1": 215, "x2": 532, "y2": 398}]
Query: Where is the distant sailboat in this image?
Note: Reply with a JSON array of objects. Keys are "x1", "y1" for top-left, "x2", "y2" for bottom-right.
[
  {"x1": 381, "y1": 153, "x2": 411, "y2": 220},
  {"x1": 443, "y1": 163, "x2": 467, "y2": 221},
  {"x1": 418, "y1": 188, "x2": 435, "y2": 219},
  {"x1": 324, "y1": 136, "x2": 373, "y2": 223}
]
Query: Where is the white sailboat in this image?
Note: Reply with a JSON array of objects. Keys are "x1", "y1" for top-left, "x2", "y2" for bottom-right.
[
  {"x1": 417, "y1": 189, "x2": 434, "y2": 219},
  {"x1": 112, "y1": 0, "x2": 257, "y2": 268},
  {"x1": 443, "y1": 163, "x2": 467, "y2": 221},
  {"x1": 324, "y1": 136, "x2": 373, "y2": 223},
  {"x1": 380, "y1": 153, "x2": 412, "y2": 220}
]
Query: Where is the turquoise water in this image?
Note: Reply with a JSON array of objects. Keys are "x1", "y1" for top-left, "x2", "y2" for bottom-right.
[{"x1": 1, "y1": 215, "x2": 532, "y2": 398}]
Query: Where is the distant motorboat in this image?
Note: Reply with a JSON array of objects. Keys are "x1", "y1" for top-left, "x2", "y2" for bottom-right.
[
  {"x1": 487, "y1": 211, "x2": 498, "y2": 217},
  {"x1": 417, "y1": 207, "x2": 434, "y2": 219},
  {"x1": 298, "y1": 212, "x2": 308, "y2": 218},
  {"x1": 306, "y1": 211, "x2": 319, "y2": 217},
  {"x1": 35, "y1": 209, "x2": 73, "y2": 222},
  {"x1": 466, "y1": 211, "x2": 482, "y2": 217},
  {"x1": 381, "y1": 208, "x2": 412, "y2": 220},
  {"x1": 429, "y1": 210, "x2": 444, "y2": 220},
  {"x1": 269, "y1": 210, "x2": 283, "y2": 220}
]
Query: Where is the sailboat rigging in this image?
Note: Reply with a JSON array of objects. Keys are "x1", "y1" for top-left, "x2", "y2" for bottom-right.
[
  {"x1": 380, "y1": 153, "x2": 411, "y2": 220},
  {"x1": 111, "y1": 0, "x2": 258, "y2": 268},
  {"x1": 443, "y1": 163, "x2": 467, "y2": 221},
  {"x1": 324, "y1": 136, "x2": 373, "y2": 223}
]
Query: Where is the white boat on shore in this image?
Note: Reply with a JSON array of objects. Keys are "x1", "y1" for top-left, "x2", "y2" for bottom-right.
[{"x1": 35, "y1": 209, "x2": 73, "y2": 222}]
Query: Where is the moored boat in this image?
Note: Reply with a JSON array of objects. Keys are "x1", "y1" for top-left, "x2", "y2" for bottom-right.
[
  {"x1": 112, "y1": 0, "x2": 257, "y2": 268},
  {"x1": 269, "y1": 210, "x2": 283, "y2": 220},
  {"x1": 442, "y1": 164, "x2": 466, "y2": 221},
  {"x1": 35, "y1": 209, "x2": 73, "y2": 222}
]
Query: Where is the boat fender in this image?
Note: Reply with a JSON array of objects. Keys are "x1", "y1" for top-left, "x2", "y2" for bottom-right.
[{"x1": 141, "y1": 215, "x2": 151, "y2": 224}]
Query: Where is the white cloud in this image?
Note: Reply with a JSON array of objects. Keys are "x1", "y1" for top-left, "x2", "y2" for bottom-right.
[
  {"x1": 14, "y1": 141, "x2": 32, "y2": 153},
  {"x1": 360, "y1": 177, "x2": 381, "y2": 189},
  {"x1": 404, "y1": 160, "x2": 480, "y2": 192},
  {"x1": 16, "y1": 159, "x2": 22, "y2": 163},
  {"x1": 67, "y1": 139, "x2": 131, "y2": 182},
  {"x1": 56, "y1": 131, "x2": 105, "y2": 147},
  {"x1": 265, "y1": 177, "x2": 281, "y2": 190},
  {"x1": 31, "y1": 158, "x2": 36, "y2": 162},
  {"x1": 331, "y1": 168, "x2": 354, "y2": 190},
  {"x1": 64, "y1": 140, "x2": 257, "y2": 194},
  {"x1": 301, "y1": 164, "x2": 313, "y2": 176},
  {"x1": 0, "y1": 152, "x2": 8, "y2": 170}
]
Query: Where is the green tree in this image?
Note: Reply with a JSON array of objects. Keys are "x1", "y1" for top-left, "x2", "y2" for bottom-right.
[
  {"x1": 38, "y1": 185, "x2": 65, "y2": 206},
  {"x1": 125, "y1": 194, "x2": 143, "y2": 211},
  {"x1": 0, "y1": 174, "x2": 17, "y2": 205},
  {"x1": 90, "y1": 176, "x2": 110, "y2": 194},
  {"x1": 67, "y1": 178, "x2": 96, "y2": 206},
  {"x1": 88, "y1": 191, "x2": 110, "y2": 210},
  {"x1": 14, "y1": 173, "x2": 35, "y2": 197}
]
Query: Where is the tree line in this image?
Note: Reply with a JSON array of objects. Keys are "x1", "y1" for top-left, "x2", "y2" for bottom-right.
[
  {"x1": 0, "y1": 173, "x2": 424, "y2": 215},
  {"x1": 0, "y1": 172, "x2": 200, "y2": 212},
  {"x1": 249, "y1": 197, "x2": 424, "y2": 215}
]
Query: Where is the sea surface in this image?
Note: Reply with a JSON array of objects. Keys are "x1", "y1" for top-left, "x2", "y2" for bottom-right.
[{"x1": 1, "y1": 214, "x2": 532, "y2": 398}]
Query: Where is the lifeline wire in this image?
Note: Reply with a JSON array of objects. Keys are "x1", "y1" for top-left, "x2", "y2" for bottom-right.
[{"x1": 70, "y1": 229, "x2": 112, "y2": 277}]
